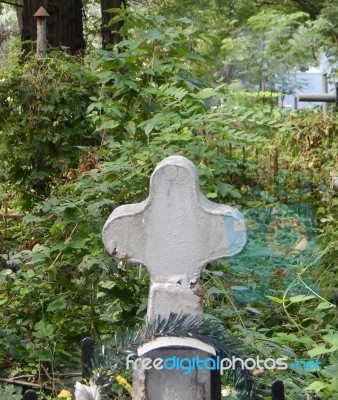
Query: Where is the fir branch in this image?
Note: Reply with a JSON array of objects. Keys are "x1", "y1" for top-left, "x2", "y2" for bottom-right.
[
  {"x1": 144, "y1": 313, "x2": 254, "y2": 398},
  {"x1": 91, "y1": 312, "x2": 256, "y2": 399}
]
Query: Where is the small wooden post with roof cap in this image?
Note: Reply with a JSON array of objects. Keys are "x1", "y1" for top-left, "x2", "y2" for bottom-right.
[
  {"x1": 34, "y1": 6, "x2": 50, "y2": 59},
  {"x1": 103, "y1": 155, "x2": 247, "y2": 400}
]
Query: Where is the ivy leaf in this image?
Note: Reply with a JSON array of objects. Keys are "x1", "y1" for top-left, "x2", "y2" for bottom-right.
[
  {"x1": 216, "y1": 182, "x2": 241, "y2": 199},
  {"x1": 126, "y1": 120, "x2": 136, "y2": 136},
  {"x1": 305, "y1": 381, "x2": 327, "y2": 393},
  {"x1": 323, "y1": 333, "x2": 338, "y2": 346},
  {"x1": 308, "y1": 345, "x2": 338, "y2": 358},
  {"x1": 78, "y1": 255, "x2": 102, "y2": 272},
  {"x1": 289, "y1": 295, "x2": 316, "y2": 303},
  {"x1": 316, "y1": 302, "x2": 335, "y2": 310},
  {"x1": 100, "y1": 120, "x2": 119, "y2": 130},
  {"x1": 33, "y1": 321, "x2": 54, "y2": 339},
  {"x1": 23, "y1": 214, "x2": 42, "y2": 224},
  {"x1": 0, "y1": 269, "x2": 13, "y2": 276}
]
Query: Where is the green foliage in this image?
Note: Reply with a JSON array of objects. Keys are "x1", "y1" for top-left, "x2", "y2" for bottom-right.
[
  {"x1": 87, "y1": 9, "x2": 280, "y2": 174},
  {"x1": 273, "y1": 111, "x2": 337, "y2": 301},
  {"x1": 93, "y1": 313, "x2": 254, "y2": 398},
  {"x1": 0, "y1": 384, "x2": 22, "y2": 400},
  {"x1": 200, "y1": 110, "x2": 337, "y2": 399},
  {"x1": 312, "y1": 2, "x2": 338, "y2": 70},
  {"x1": 222, "y1": 10, "x2": 315, "y2": 92},
  {"x1": 0, "y1": 11, "x2": 285, "y2": 397},
  {"x1": 0, "y1": 50, "x2": 100, "y2": 206},
  {"x1": 0, "y1": 4, "x2": 336, "y2": 400}
]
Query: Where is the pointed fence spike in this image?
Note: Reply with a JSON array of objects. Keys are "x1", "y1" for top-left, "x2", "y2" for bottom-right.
[
  {"x1": 81, "y1": 337, "x2": 95, "y2": 381},
  {"x1": 271, "y1": 380, "x2": 285, "y2": 400},
  {"x1": 33, "y1": 6, "x2": 50, "y2": 18},
  {"x1": 23, "y1": 390, "x2": 38, "y2": 400}
]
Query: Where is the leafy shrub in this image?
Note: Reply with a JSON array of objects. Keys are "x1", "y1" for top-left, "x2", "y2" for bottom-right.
[
  {"x1": 0, "y1": 8, "x2": 336, "y2": 400},
  {"x1": 0, "y1": 50, "x2": 100, "y2": 206}
]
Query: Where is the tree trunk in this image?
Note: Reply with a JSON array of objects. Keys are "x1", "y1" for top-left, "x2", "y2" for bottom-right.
[
  {"x1": 101, "y1": 0, "x2": 125, "y2": 49},
  {"x1": 21, "y1": 0, "x2": 85, "y2": 55},
  {"x1": 15, "y1": 5, "x2": 23, "y2": 34}
]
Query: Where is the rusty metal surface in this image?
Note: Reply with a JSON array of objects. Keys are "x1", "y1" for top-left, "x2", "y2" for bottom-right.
[{"x1": 34, "y1": 6, "x2": 50, "y2": 18}]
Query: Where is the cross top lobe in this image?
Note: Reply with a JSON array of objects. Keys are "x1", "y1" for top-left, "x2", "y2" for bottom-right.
[{"x1": 103, "y1": 156, "x2": 246, "y2": 284}]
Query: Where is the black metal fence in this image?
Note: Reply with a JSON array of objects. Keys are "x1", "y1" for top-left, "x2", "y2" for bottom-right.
[
  {"x1": 21, "y1": 338, "x2": 286, "y2": 400},
  {"x1": 19, "y1": 288, "x2": 338, "y2": 400},
  {"x1": 22, "y1": 390, "x2": 38, "y2": 400},
  {"x1": 22, "y1": 380, "x2": 285, "y2": 400}
]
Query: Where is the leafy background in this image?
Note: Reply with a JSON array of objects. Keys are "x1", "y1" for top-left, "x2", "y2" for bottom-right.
[{"x1": 0, "y1": 2, "x2": 337, "y2": 400}]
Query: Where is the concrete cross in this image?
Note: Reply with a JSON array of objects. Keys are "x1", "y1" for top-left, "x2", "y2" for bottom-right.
[{"x1": 103, "y1": 156, "x2": 246, "y2": 320}]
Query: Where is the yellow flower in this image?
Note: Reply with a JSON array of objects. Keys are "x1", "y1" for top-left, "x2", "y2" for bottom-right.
[
  {"x1": 115, "y1": 374, "x2": 132, "y2": 394},
  {"x1": 58, "y1": 389, "x2": 72, "y2": 400}
]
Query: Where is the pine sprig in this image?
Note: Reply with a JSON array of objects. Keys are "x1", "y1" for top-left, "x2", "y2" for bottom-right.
[
  {"x1": 144, "y1": 313, "x2": 254, "y2": 398},
  {"x1": 91, "y1": 312, "x2": 256, "y2": 399}
]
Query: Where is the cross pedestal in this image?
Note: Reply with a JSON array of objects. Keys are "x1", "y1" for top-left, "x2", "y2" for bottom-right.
[
  {"x1": 133, "y1": 338, "x2": 220, "y2": 400},
  {"x1": 102, "y1": 156, "x2": 246, "y2": 399}
]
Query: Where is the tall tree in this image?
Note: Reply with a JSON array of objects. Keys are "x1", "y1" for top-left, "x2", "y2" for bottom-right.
[
  {"x1": 221, "y1": 11, "x2": 313, "y2": 91},
  {"x1": 101, "y1": 0, "x2": 125, "y2": 48},
  {"x1": 21, "y1": 0, "x2": 85, "y2": 55}
]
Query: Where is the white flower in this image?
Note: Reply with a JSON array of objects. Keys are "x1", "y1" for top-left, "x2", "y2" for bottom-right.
[{"x1": 74, "y1": 381, "x2": 101, "y2": 400}]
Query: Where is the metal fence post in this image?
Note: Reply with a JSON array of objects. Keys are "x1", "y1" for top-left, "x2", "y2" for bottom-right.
[
  {"x1": 23, "y1": 390, "x2": 38, "y2": 400},
  {"x1": 272, "y1": 380, "x2": 285, "y2": 400},
  {"x1": 273, "y1": 147, "x2": 279, "y2": 179},
  {"x1": 322, "y1": 72, "x2": 329, "y2": 116},
  {"x1": 81, "y1": 337, "x2": 95, "y2": 381},
  {"x1": 298, "y1": 89, "x2": 337, "y2": 112}
]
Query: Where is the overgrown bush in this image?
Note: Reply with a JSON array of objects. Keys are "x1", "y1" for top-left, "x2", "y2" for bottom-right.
[
  {"x1": 0, "y1": 50, "x2": 100, "y2": 206},
  {"x1": 0, "y1": 8, "x2": 337, "y2": 400}
]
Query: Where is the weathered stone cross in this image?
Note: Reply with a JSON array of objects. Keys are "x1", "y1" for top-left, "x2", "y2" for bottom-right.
[{"x1": 103, "y1": 155, "x2": 246, "y2": 320}]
